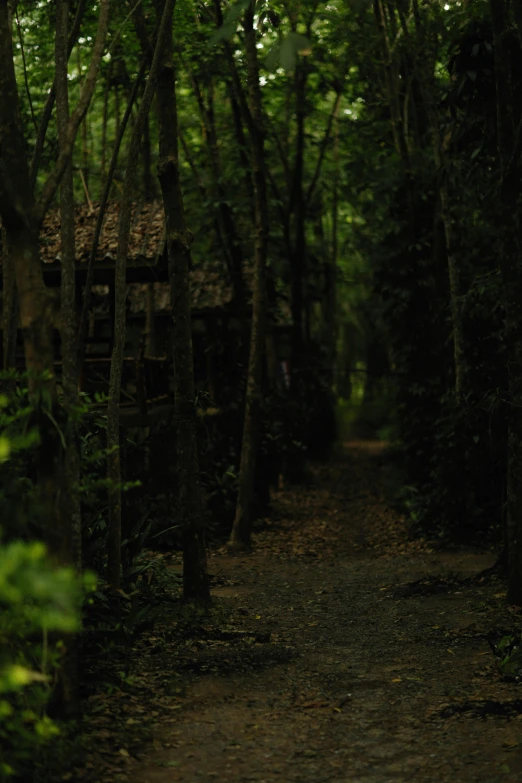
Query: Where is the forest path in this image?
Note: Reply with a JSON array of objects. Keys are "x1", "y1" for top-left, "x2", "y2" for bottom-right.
[{"x1": 83, "y1": 443, "x2": 522, "y2": 783}]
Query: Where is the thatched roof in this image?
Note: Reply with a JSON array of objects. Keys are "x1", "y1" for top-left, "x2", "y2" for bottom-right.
[
  {"x1": 40, "y1": 200, "x2": 166, "y2": 266},
  {"x1": 0, "y1": 200, "x2": 290, "y2": 322}
]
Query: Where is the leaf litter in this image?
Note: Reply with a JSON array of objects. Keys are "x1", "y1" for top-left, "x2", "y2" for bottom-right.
[{"x1": 71, "y1": 441, "x2": 522, "y2": 783}]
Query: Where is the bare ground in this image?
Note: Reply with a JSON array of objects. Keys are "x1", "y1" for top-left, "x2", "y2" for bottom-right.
[{"x1": 75, "y1": 442, "x2": 522, "y2": 783}]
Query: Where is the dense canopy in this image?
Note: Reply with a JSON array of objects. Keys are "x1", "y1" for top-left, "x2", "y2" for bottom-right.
[{"x1": 2, "y1": 0, "x2": 522, "y2": 779}]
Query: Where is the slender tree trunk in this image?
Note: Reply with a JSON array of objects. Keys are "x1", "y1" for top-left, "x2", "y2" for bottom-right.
[
  {"x1": 100, "y1": 58, "x2": 112, "y2": 188},
  {"x1": 30, "y1": 0, "x2": 87, "y2": 187},
  {"x1": 56, "y1": 0, "x2": 81, "y2": 571},
  {"x1": 143, "y1": 108, "x2": 153, "y2": 200},
  {"x1": 373, "y1": 0, "x2": 415, "y2": 209},
  {"x1": 105, "y1": 0, "x2": 174, "y2": 589},
  {"x1": 54, "y1": 0, "x2": 82, "y2": 720},
  {"x1": 490, "y1": 0, "x2": 522, "y2": 604},
  {"x1": 155, "y1": 0, "x2": 209, "y2": 601},
  {"x1": 35, "y1": 0, "x2": 110, "y2": 222},
  {"x1": 228, "y1": 1, "x2": 269, "y2": 551},
  {"x1": 419, "y1": 67, "x2": 467, "y2": 398},
  {"x1": 213, "y1": 0, "x2": 256, "y2": 208},
  {"x1": 290, "y1": 65, "x2": 307, "y2": 383},
  {"x1": 329, "y1": 112, "x2": 340, "y2": 376},
  {"x1": 1, "y1": 226, "x2": 18, "y2": 384},
  {"x1": 228, "y1": 85, "x2": 253, "y2": 203},
  {"x1": 190, "y1": 73, "x2": 245, "y2": 306},
  {"x1": 115, "y1": 85, "x2": 121, "y2": 152},
  {"x1": 0, "y1": 0, "x2": 108, "y2": 550},
  {"x1": 76, "y1": 46, "x2": 90, "y2": 198},
  {"x1": 439, "y1": 170, "x2": 466, "y2": 397},
  {"x1": 145, "y1": 283, "x2": 156, "y2": 355},
  {"x1": 315, "y1": 98, "x2": 342, "y2": 384},
  {"x1": 77, "y1": 55, "x2": 147, "y2": 374}
]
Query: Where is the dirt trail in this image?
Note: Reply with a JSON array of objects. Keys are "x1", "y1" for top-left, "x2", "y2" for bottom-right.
[{"x1": 83, "y1": 442, "x2": 522, "y2": 783}]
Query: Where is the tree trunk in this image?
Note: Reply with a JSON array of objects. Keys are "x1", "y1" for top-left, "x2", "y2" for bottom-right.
[
  {"x1": 439, "y1": 175, "x2": 466, "y2": 397},
  {"x1": 0, "y1": 0, "x2": 61, "y2": 536},
  {"x1": 54, "y1": 0, "x2": 81, "y2": 720},
  {"x1": 76, "y1": 45, "x2": 90, "y2": 199},
  {"x1": 228, "y1": 1, "x2": 269, "y2": 551},
  {"x1": 330, "y1": 114, "x2": 339, "y2": 374},
  {"x1": 30, "y1": 0, "x2": 87, "y2": 187},
  {"x1": 155, "y1": 0, "x2": 209, "y2": 602},
  {"x1": 143, "y1": 108, "x2": 153, "y2": 200},
  {"x1": 190, "y1": 73, "x2": 245, "y2": 306},
  {"x1": 56, "y1": 0, "x2": 81, "y2": 571},
  {"x1": 0, "y1": 0, "x2": 108, "y2": 549},
  {"x1": 490, "y1": 0, "x2": 522, "y2": 604},
  {"x1": 320, "y1": 101, "x2": 341, "y2": 381},
  {"x1": 100, "y1": 57, "x2": 112, "y2": 188},
  {"x1": 1, "y1": 226, "x2": 18, "y2": 384},
  {"x1": 290, "y1": 65, "x2": 307, "y2": 383},
  {"x1": 105, "y1": 0, "x2": 176, "y2": 589},
  {"x1": 77, "y1": 55, "x2": 148, "y2": 375}
]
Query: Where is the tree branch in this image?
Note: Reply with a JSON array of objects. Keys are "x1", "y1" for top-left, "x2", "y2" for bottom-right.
[
  {"x1": 107, "y1": 0, "x2": 144, "y2": 56},
  {"x1": 30, "y1": 0, "x2": 87, "y2": 186},
  {"x1": 267, "y1": 116, "x2": 292, "y2": 193},
  {"x1": 15, "y1": 7, "x2": 37, "y2": 132},
  {"x1": 35, "y1": 0, "x2": 110, "y2": 224},
  {"x1": 305, "y1": 88, "x2": 343, "y2": 208},
  {"x1": 77, "y1": 52, "x2": 149, "y2": 369},
  {"x1": 213, "y1": 0, "x2": 254, "y2": 137}
]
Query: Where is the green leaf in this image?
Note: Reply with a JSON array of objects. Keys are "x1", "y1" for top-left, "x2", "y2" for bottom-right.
[
  {"x1": 280, "y1": 36, "x2": 297, "y2": 71},
  {"x1": 499, "y1": 648, "x2": 522, "y2": 676},
  {"x1": 210, "y1": 0, "x2": 250, "y2": 44},
  {"x1": 267, "y1": 32, "x2": 312, "y2": 72},
  {"x1": 209, "y1": 21, "x2": 236, "y2": 45},
  {"x1": 265, "y1": 41, "x2": 281, "y2": 70},
  {"x1": 0, "y1": 436, "x2": 11, "y2": 462},
  {"x1": 288, "y1": 32, "x2": 312, "y2": 55},
  {"x1": 223, "y1": 0, "x2": 250, "y2": 26}
]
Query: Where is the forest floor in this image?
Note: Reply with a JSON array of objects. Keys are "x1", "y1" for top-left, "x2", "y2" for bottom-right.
[{"x1": 73, "y1": 441, "x2": 522, "y2": 783}]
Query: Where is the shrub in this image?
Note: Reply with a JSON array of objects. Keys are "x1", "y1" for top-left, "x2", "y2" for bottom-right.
[{"x1": 0, "y1": 537, "x2": 93, "y2": 781}]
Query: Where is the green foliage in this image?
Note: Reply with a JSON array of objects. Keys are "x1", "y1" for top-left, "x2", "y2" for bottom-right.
[
  {"x1": 209, "y1": 0, "x2": 251, "y2": 43},
  {"x1": 0, "y1": 532, "x2": 93, "y2": 781},
  {"x1": 8, "y1": 0, "x2": 510, "y2": 571},
  {"x1": 0, "y1": 390, "x2": 94, "y2": 779},
  {"x1": 265, "y1": 32, "x2": 312, "y2": 71},
  {"x1": 0, "y1": 385, "x2": 41, "y2": 541},
  {"x1": 490, "y1": 633, "x2": 522, "y2": 679}
]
